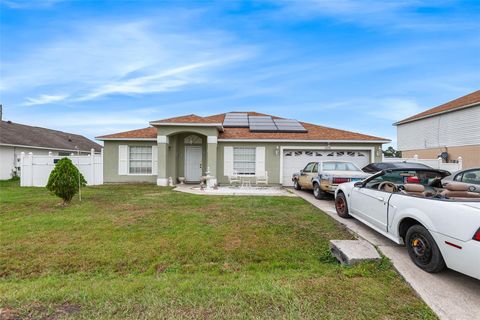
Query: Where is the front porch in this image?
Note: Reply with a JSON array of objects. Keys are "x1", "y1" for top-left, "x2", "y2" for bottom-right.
[{"x1": 155, "y1": 125, "x2": 219, "y2": 186}]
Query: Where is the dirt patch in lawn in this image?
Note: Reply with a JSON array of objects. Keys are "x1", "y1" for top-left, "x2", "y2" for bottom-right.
[
  {"x1": 1, "y1": 303, "x2": 81, "y2": 320},
  {"x1": 113, "y1": 204, "x2": 155, "y2": 226}
]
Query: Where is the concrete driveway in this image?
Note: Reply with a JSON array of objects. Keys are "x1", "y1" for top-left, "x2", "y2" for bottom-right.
[{"x1": 291, "y1": 189, "x2": 480, "y2": 320}]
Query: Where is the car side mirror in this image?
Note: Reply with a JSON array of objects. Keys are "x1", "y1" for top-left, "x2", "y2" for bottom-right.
[
  {"x1": 354, "y1": 181, "x2": 363, "y2": 188},
  {"x1": 300, "y1": 170, "x2": 304, "y2": 175}
]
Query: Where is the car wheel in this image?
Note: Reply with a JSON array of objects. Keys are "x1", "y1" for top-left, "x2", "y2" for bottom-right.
[
  {"x1": 406, "y1": 225, "x2": 446, "y2": 273},
  {"x1": 294, "y1": 179, "x2": 301, "y2": 190},
  {"x1": 335, "y1": 192, "x2": 351, "y2": 218},
  {"x1": 313, "y1": 183, "x2": 327, "y2": 200}
]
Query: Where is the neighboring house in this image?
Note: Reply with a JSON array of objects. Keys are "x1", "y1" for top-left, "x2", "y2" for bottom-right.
[
  {"x1": 395, "y1": 90, "x2": 480, "y2": 169},
  {"x1": 96, "y1": 112, "x2": 389, "y2": 186},
  {"x1": 0, "y1": 119, "x2": 102, "y2": 180}
]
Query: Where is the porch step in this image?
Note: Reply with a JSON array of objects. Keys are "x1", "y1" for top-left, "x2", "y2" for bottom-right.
[{"x1": 329, "y1": 239, "x2": 381, "y2": 266}]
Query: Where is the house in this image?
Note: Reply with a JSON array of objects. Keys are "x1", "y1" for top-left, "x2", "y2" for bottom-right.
[
  {"x1": 96, "y1": 112, "x2": 389, "y2": 186},
  {"x1": 0, "y1": 118, "x2": 102, "y2": 180},
  {"x1": 395, "y1": 90, "x2": 480, "y2": 168}
]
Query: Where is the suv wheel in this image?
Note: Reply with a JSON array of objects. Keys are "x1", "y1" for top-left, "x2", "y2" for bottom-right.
[
  {"x1": 293, "y1": 179, "x2": 301, "y2": 190},
  {"x1": 406, "y1": 225, "x2": 446, "y2": 273}
]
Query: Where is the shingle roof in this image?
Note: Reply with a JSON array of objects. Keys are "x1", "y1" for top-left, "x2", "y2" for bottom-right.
[
  {"x1": 97, "y1": 112, "x2": 389, "y2": 142},
  {"x1": 0, "y1": 120, "x2": 102, "y2": 152},
  {"x1": 396, "y1": 90, "x2": 480, "y2": 125},
  {"x1": 96, "y1": 127, "x2": 157, "y2": 139},
  {"x1": 150, "y1": 114, "x2": 221, "y2": 124}
]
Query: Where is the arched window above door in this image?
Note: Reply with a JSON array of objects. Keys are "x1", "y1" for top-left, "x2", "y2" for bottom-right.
[{"x1": 184, "y1": 135, "x2": 202, "y2": 145}]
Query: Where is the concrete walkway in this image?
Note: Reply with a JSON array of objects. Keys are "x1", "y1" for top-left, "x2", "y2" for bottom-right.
[
  {"x1": 292, "y1": 189, "x2": 480, "y2": 320},
  {"x1": 174, "y1": 184, "x2": 297, "y2": 197}
]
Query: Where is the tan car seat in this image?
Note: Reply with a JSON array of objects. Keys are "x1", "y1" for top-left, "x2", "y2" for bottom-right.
[
  {"x1": 441, "y1": 182, "x2": 480, "y2": 199},
  {"x1": 403, "y1": 183, "x2": 426, "y2": 197}
]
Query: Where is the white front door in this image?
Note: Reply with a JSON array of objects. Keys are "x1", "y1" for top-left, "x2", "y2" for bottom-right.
[{"x1": 185, "y1": 146, "x2": 202, "y2": 182}]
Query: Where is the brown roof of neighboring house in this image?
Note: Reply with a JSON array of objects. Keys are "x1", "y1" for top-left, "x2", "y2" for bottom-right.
[
  {"x1": 97, "y1": 112, "x2": 389, "y2": 142},
  {"x1": 0, "y1": 120, "x2": 102, "y2": 152},
  {"x1": 396, "y1": 90, "x2": 480, "y2": 125}
]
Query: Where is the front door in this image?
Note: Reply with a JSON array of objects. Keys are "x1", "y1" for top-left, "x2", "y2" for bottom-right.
[{"x1": 185, "y1": 146, "x2": 202, "y2": 182}]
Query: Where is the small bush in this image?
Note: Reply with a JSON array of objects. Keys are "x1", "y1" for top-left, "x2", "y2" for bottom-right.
[{"x1": 46, "y1": 158, "x2": 86, "y2": 204}]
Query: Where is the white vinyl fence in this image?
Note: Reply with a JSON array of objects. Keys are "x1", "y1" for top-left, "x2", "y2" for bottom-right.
[
  {"x1": 382, "y1": 154, "x2": 463, "y2": 172},
  {"x1": 20, "y1": 149, "x2": 103, "y2": 187}
]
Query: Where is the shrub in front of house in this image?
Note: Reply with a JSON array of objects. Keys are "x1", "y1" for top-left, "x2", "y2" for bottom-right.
[{"x1": 46, "y1": 158, "x2": 86, "y2": 205}]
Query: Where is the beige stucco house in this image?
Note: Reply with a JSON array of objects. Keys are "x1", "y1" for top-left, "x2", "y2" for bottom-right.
[
  {"x1": 395, "y1": 90, "x2": 480, "y2": 169},
  {"x1": 96, "y1": 112, "x2": 389, "y2": 186}
]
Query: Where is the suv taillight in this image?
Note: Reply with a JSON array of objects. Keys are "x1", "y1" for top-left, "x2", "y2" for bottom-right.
[{"x1": 473, "y1": 228, "x2": 480, "y2": 241}]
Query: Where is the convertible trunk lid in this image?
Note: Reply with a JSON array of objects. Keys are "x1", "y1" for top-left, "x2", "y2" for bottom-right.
[{"x1": 463, "y1": 202, "x2": 480, "y2": 211}]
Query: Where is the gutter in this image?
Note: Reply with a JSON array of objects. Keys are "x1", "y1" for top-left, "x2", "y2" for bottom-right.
[{"x1": 0, "y1": 143, "x2": 97, "y2": 153}]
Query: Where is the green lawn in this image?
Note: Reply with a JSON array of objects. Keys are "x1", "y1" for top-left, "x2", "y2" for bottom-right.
[{"x1": 0, "y1": 180, "x2": 436, "y2": 319}]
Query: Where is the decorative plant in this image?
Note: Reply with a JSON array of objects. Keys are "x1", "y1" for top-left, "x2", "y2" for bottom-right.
[{"x1": 46, "y1": 158, "x2": 86, "y2": 205}]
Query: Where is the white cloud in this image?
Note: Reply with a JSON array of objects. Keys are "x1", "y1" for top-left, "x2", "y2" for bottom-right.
[
  {"x1": 1, "y1": 0, "x2": 63, "y2": 9},
  {"x1": 1, "y1": 18, "x2": 255, "y2": 104},
  {"x1": 23, "y1": 94, "x2": 69, "y2": 106},
  {"x1": 272, "y1": 0, "x2": 480, "y2": 31},
  {"x1": 367, "y1": 98, "x2": 423, "y2": 121}
]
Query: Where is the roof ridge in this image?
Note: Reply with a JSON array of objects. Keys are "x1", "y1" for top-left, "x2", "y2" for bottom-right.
[{"x1": 396, "y1": 89, "x2": 480, "y2": 125}]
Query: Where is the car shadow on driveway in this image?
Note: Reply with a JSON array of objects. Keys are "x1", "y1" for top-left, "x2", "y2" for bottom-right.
[{"x1": 291, "y1": 188, "x2": 480, "y2": 320}]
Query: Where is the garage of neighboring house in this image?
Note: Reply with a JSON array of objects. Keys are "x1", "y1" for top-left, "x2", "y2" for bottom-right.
[{"x1": 281, "y1": 148, "x2": 373, "y2": 186}]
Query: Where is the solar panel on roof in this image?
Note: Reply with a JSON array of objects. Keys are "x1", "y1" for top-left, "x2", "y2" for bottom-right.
[
  {"x1": 223, "y1": 113, "x2": 249, "y2": 127},
  {"x1": 249, "y1": 124, "x2": 278, "y2": 132},
  {"x1": 248, "y1": 116, "x2": 279, "y2": 132},
  {"x1": 273, "y1": 119, "x2": 307, "y2": 132}
]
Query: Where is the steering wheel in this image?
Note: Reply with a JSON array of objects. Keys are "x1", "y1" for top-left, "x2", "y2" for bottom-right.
[{"x1": 378, "y1": 181, "x2": 397, "y2": 192}]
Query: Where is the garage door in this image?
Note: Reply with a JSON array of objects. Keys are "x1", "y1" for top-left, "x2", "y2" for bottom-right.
[{"x1": 282, "y1": 150, "x2": 371, "y2": 186}]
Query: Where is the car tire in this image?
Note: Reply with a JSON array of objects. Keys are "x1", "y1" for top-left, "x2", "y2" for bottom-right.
[
  {"x1": 313, "y1": 183, "x2": 327, "y2": 200},
  {"x1": 335, "y1": 192, "x2": 351, "y2": 218},
  {"x1": 293, "y1": 179, "x2": 301, "y2": 190},
  {"x1": 406, "y1": 225, "x2": 446, "y2": 273}
]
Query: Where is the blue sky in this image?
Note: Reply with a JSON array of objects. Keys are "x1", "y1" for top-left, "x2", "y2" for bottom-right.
[{"x1": 1, "y1": 0, "x2": 479, "y2": 146}]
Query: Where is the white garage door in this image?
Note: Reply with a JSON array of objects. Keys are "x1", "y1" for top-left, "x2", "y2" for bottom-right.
[{"x1": 282, "y1": 150, "x2": 371, "y2": 186}]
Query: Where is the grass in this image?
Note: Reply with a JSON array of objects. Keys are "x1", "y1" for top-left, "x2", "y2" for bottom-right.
[{"x1": 0, "y1": 179, "x2": 437, "y2": 319}]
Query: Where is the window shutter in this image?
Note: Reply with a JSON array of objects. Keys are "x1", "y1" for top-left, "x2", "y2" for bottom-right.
[
  {"x1": 152, "y1": 145, "x2": 158, "y2": 175},
  {"x1": 224, "y1": 146, "x2": 233, "y2": 176},
  {"x1": 118, "y1": 145, "x2": 128, "y2": 175},
  {"x1": 255, "y1": 147, "x2": 265, "y2": 175}
]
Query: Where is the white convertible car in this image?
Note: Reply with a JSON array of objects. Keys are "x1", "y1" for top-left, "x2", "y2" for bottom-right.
[{"x1": 334, "y1": 168, "x2": 480, "y2": 280}]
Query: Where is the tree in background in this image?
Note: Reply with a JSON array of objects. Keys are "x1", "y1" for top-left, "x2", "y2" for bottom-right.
[
  {"x1": 382, "y1": 146, "x2": 402, "y2": 158},
  {"x1": 46, "y1": 158, "x2": 86, "y2": 205}
]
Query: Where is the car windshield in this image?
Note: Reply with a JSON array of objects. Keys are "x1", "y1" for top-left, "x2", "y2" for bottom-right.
[
  {"x1": 323, "y1": 162, "x2": 360, "y2": 171},
  {"x1": 365, "y1": 169, "x2": 445, "y2": 189}
]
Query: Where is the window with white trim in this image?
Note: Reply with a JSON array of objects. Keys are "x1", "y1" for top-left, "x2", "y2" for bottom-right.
[
  {"x1": 233, "y1": 147, "x2": 256, "y2": 175},
  {"x1": 129, "y1": 146, "x2": 152, "y2": 174}
]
